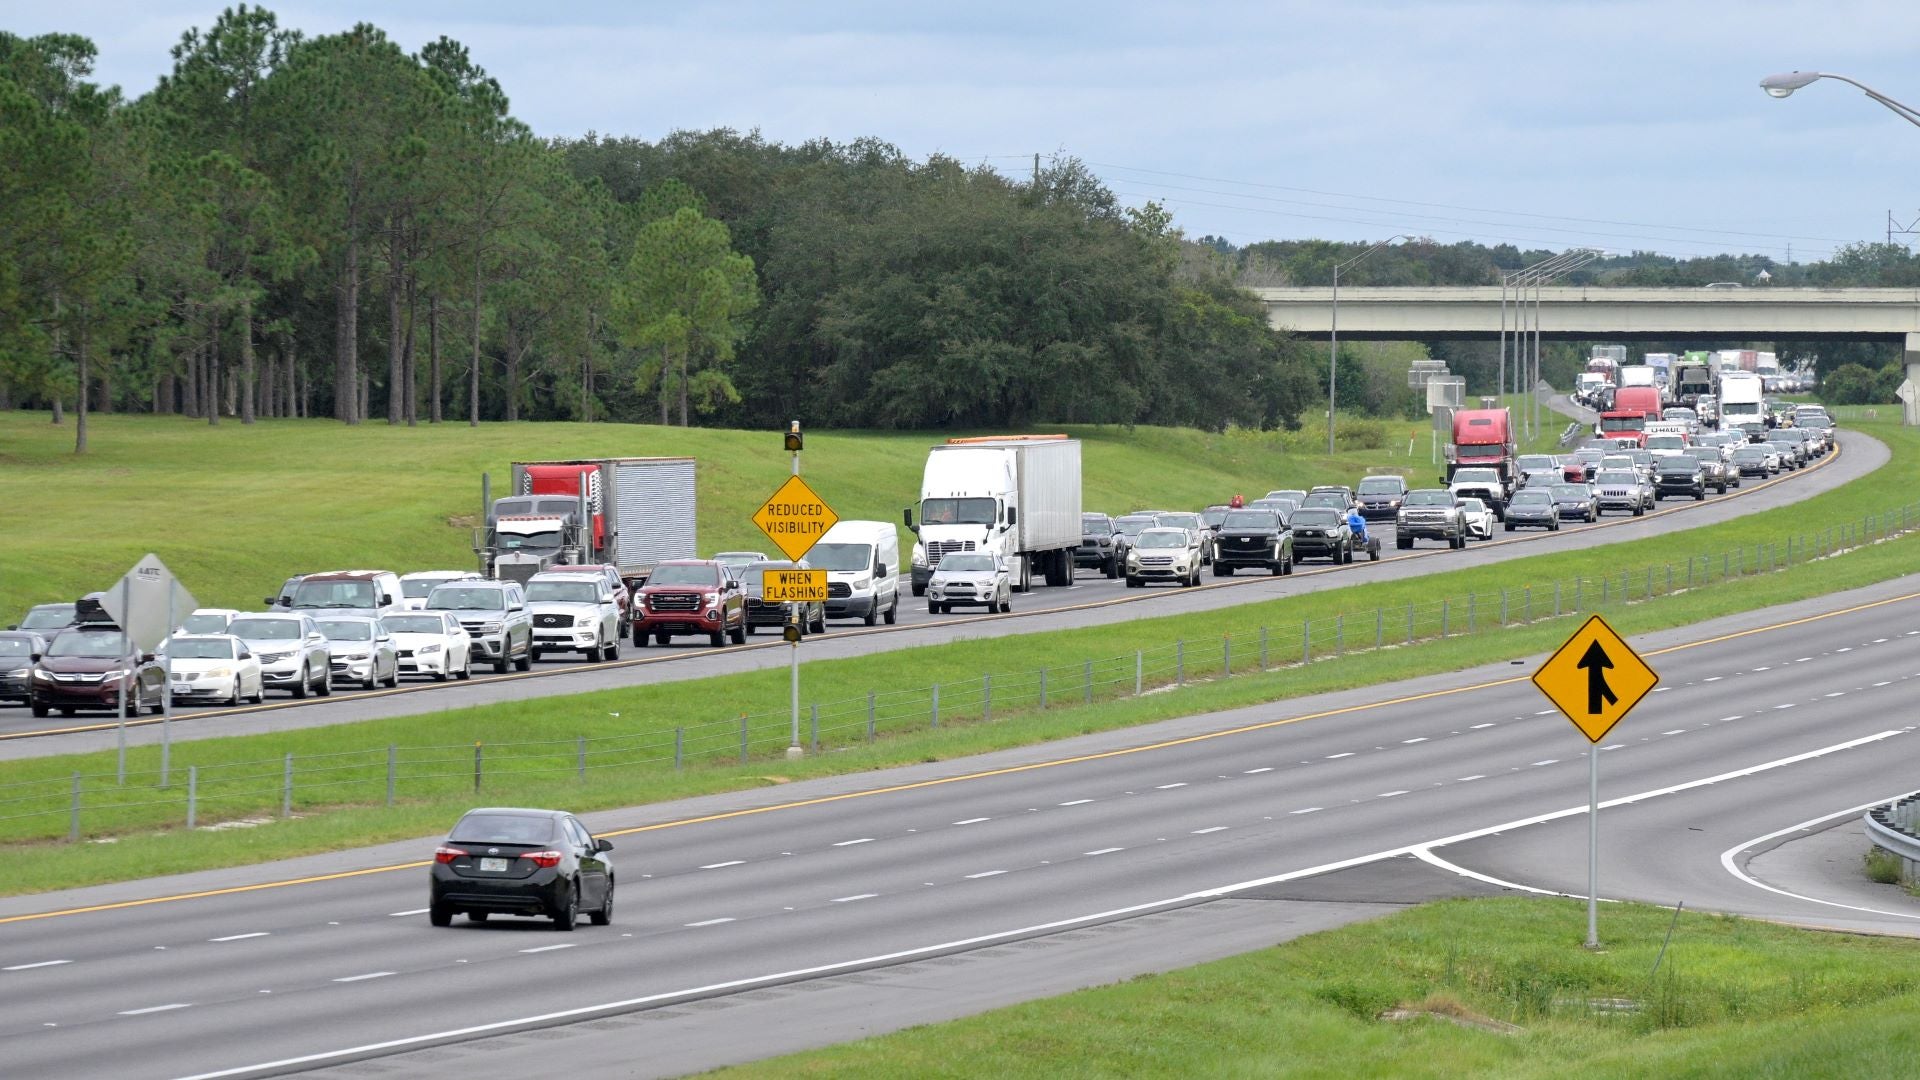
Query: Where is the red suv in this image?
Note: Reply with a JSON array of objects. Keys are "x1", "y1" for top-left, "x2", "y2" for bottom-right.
[{"x1": 632, "y1": 561, "x2": 745, "y2": 648}]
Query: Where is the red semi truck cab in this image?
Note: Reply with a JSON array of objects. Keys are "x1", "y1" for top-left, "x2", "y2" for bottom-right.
[{"x1": 1446, "y1": 408, "x2": 1517, "y2": 509}]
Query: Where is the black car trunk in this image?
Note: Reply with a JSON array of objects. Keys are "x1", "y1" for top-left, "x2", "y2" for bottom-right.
[{"x1": 444, "y1": 841, "x2": 548, "y2": 881}]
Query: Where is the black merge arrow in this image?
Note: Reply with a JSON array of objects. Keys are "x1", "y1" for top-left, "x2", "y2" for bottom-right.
[{"x1": 1577, "y1": 640, "x2": 1618, "y2": 714}]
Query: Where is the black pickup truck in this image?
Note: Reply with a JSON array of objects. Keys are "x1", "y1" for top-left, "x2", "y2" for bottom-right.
[{"x1": 1210, "y1": 509, "x2": 1293, "y2": 576}]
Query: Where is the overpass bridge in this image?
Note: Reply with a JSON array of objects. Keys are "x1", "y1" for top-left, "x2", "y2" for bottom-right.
[{"x1": 1254, "y1": 286, "x2": 1920, "y2": 344}]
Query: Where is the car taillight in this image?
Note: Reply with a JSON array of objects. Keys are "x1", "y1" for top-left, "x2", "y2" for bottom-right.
[
  {"x1": 520, "y1": 850, "x2": 562, "y2": 868},
  {"x1": 434, "y1": 845, "x2": 467, "y2": 864}
]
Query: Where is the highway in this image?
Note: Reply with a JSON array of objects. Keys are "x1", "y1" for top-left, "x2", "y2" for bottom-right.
[
  {"x1": 0, "y1": 427, "x2": 1880, "y2": 756},
  {"x1": 3, "y1": 571, "x2": 1918, "y2": 1079}
]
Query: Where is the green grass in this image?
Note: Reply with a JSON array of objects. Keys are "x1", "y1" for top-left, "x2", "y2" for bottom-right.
[
  {"x1": 704, "y1": 897, "x2": 1920, "y2": 1078},
  {"x1": 0, "y1": 411, "x2": 1435, "y2": 617},
  {"x1": 1, "y1": 419, "x2": 1914, "y2": 896}
]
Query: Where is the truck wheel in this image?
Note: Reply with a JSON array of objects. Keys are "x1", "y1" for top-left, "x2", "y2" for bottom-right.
[
  {"x1": 1125, "y1": 576, "x2": 1141, "y2": 589},
  {"x1": 884, "y1": 597, "x2": 898, "y2": 625},
  {"x1": 1103, "y1": 555, "x2": 1119, "y2": 579},
  {"x1": 1632, "y1": 503, "x2": 1645, "y2": 517},
  {"x1": 730, "y1": 621, "x2": 746, "y2": 644},
  {"x1": 709, "y1": 630, "x2": 725, "y2": 648},
  {"x1": 1695, "y1": 490, "x2": 1705, "y2": 501},
  {"x1": 656, "y1": 630, "x2": 671, "y2": 646},
  {"x1": 1214, "y1": 563, "x2": 1230, "y2": 577},
  {"x1": 495, "y1": 652, "x2": 509, "y2": 673},
  {"x1": 911, "y1": 583, "x2": 926, "y2": 598},
  {"x1": 634, "y1": 628, "x2": 648, "y2": 648},
  {"x1": 1504, "y1": 521, "x2": 1514, "y2": 532},
  {"x1": 1397, "y1": 536, "x2": 1411, "y2": 550},
  {"x1": 863, "y1": 603, "x2": 878, "y2": 627},
  {"x1": 515, "y1": 644, "x2": 532, "y2": 671},
  {"x1": 1282, "y1": 552, "x2": 1294, "y2": 575},
  {"x1": 928, "y1": 603, "x2": 941, "y2": 615}
]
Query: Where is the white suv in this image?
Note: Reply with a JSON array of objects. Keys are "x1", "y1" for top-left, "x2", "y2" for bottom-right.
[
  {"x1": 426, "y1": 580, "x2": 533, "y2": 674},
  {"x1": 225, "y1": 612, "x2": 333, "y2": 699},
  {"x1": 524, "y1": 573, "x2": 622, "y2": 662}
]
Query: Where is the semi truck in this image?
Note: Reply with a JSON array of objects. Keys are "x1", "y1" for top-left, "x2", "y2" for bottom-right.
[
  {"x1": 1674, "y1": 351, "x2": 1714, "y2": 408},
  {"x1": 1444, "y1": 407, "x2": 1516, "y2": 515},
  {"x1": 1717, "y1": 371, "x2": 1766, "y2": 435},
  {"x1": 905, "y1": 435, "x2": 1082, "y2": 595},
  {"x1": 475, "y1": 457, "x2": 697, "y2": 586},
  {"x1": 1617, "y1": 364, "x2": 1657, "y2": 389}
]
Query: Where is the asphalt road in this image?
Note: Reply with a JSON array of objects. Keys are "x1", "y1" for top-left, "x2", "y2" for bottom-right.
[
  {"x1": 4, "y1": 571, "x2": 1918, "y2": 1079},
  {"x1": 0, "y1": 426, "x2": 1879, "y2": 758}
]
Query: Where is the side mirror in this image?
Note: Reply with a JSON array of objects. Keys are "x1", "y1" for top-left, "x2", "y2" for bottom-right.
[
  {"x1": 875, "y1": 563, "x2": 888, "y2": 578},
  {"x1": 508, "y1": 604, "x2": 523, "y2": 613},
  {"x1": 903, "y1": 507, "x2": 917, "y2": 532},
  {"x1": 29, "y1": 653, "x2": 41, "y2": 664},
  {"x1": 264, "y1": 597, "x2": 277, "y2": 607},
  {"x1": 1006, "y1": 507, "x2": 1018, "y2": 527},
  {"x1": 594, "y1": 837, "x2": 613, "y2": 853},
  {"x1": 381, "y1": 594, "x2": 394, "y2": 606}
]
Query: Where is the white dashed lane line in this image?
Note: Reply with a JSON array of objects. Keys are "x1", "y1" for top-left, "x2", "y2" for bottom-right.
[
  {"x1": 1403, "y1": 737, "x2": 1428, "y2": 744},
  {"x1": 1192, "y1": 826, "x2": 1228, "y2": 835},
  {"x1": 4, "y1": 960, "x2": 71, "y2": 971},
  {"x1": 952, "y1": 817, "x2": 989, "y2": 826},
  {"x1": 518, "y1": 945, "x2": 576, "y2": 955},
  {"x1": 119, "y1": 1003, "x2": 191, "y2": 1016},
  {"x1": 1326, "y1": 753, "x2": 1354, "y2": 760},
  {"x1": 333, "y1": 971, "x2": 396, "y2": 982},
  {"x1": 1289, "y1": 807, "x2": 1323, "y2": 815},
  {"x1": 1058, "y1": 799, "x2": 1093, "y2": 806},
  {"x1": 685, "y1": 918, "x2": 734, "y2": 928},
  {"x1": 387, "y1": 909, "x2": 428, "y2": 918},
  {"x1": 700, "y1": 860, "x2": 744, "y2": 870},
  {"x1": 209, "y1": 932, "x2": 269, "y2": 942},
  {"x1": 1377, "y1": 790, "x2": 1410, "y2": 799},
  {"x1": 1471, "y1": 722, "x2": 1496, "y2": 729},
  {"x1": 1663, "y1": 729, "x2": 1687, "y2": 736},
  {"x1": 1456, "y1": 775, "x2": 1485, "y2": 782},
  {"x1": 965, "y1": 870, "x2": 1007, "y2": 879},
  {"x1": 1155, "y1": 783, "x2": 1187, "y2": 790},
  {"x1": 1243, "y1": 767, "x2": 1273, "y2": 774},
  {"x1": 830, "y1": 894, "x2": 878, "y2": 903},
  {"x1": 1083, "y1": 847, "x2": 1124, "y2": 856},
  {"x1": 832, "y1": 838, "x2": 874, "y2": 847}
]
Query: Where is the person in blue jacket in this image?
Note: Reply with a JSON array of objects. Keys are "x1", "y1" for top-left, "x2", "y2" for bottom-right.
[{"x1": 1346, "y1": 506, "x2": 1370, "y2": 548}]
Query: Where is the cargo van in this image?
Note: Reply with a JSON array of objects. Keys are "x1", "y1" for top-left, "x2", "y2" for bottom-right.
[{"x1": 811, "y1": 521, "x2": 901, "y2": 626}]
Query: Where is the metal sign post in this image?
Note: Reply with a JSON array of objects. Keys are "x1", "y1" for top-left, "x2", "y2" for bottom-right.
[
  {"x1": 116, "y1": 577, "x2": 129, "y2": 785},
  {"x1": 755, "y1": 422, "x2": 836, "y2": 759}
]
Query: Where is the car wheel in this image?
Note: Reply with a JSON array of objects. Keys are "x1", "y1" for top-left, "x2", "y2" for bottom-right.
[
  {"x1": 1213, "y1": 562, "x2": 1228, "y2": 577},
  {"x1": 606, "y1": 635, "x2": 621, "y2": 661},
  {"x1": 589, "y1": 877, "x2": 614, "y2": 926},
  {"x1": 429, "y1": 902, "x2": 453, "y2": 928},
  {"x1": 1181, "y1": 570, "x2": 1195, "y2": 588},
  {"x1": 928, "y1": 604, "x2": 940, "y2": 615},
  {"x1": 227, "y1": 684, "x2": 241, "y2": 707},
  {"x1": 494, "y1": 652, "x2": 509, "y2": 673},
  {"x1": 709, "y1": 630, "x2": 725, "y2": 648},
  {"x1": 911, "y1": 583, "x2": 926, "y2": 598},
  {"x1": 999, "y1": 598, "x2": 1012, "y2": 614},
  {"x1": 1695, "y1": 490, "x2": 1705, "y2": 501},
  {"x1": 455, "y1": 658, "x2": 472, "y2": 681},
  {"x1": 292, "y1": 666, "x2": 309, "y2": 699},
  {"x1": 1632, "y1": 503, "x2": 1645, "y2": 517},
  {"x1": 30, "y1": 700, "x2": 49, "y2": 718},
  {"x1": 731, "y1": 621, "x2": 747, "y2": 644},
  {"x1": 250, "y1": 681, "x2": 265, "y2": 704},
  {"x1": 363, "y1": 668, "x2": 377, "y2": 691},
  {"x1": 514, "y1": 643, "x2": 532, "y2": 671},
  {"x1": 884, "y1": 598, "x2": 898, "y2": 625},
  {"x1": 316, "y1": 667, "x2": 332, "y2": 695},
  {"x1": 810, "y1": 609, "x2": 826, "y2": 634},
  {"x1": 1504, "y1": 522, "x2": 1514, "y2": 532},
  {"x1": 553, "y1": 881, "x2": 578, "y2": 931},
  {"x1": 434, "y1": 665, "x2": 449, "y2": 682},
  {"x1": 1126, "y1": 576, "x2": 1141, "y2": 588},
  {"x1": 1397, "y1": 536, "x2": 1411, "y2": 550},
  {"x1": 1104, "y1": 556, "x2": 1119, "y2": 579},
  {"x1": 1550, "y1": 520, "x2": 1560, "y2": 531}
]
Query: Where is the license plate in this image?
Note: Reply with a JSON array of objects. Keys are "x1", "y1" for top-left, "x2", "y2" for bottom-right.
[{"x1": 479, "y1": 857, "x2": 509, "y2": 872}]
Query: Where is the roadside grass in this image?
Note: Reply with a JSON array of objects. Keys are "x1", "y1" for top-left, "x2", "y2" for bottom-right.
[
  {"x1": 705, "y1": 897, "x2": 1920, "y2": 1079},
  {"x1": 0, "y1": 420, "x2": 1912, "y2": 895},
  {"x1": 0, "y1": 411, "x2": 1432, "y2": 616}
]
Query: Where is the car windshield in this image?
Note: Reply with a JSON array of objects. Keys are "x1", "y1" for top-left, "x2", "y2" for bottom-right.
[
  {"x1": 20, "y1": 605, "x2": 75, "y2": 630},
  {"x1": 428, "y1": 587, "x2": 508, "y2": 611},
  {"x1": 1265, "y1": 491, "x2": 1306, "y2": 503},
  {"x1": 496, "y1": 529, "x2": 564, "y2": 551},
  {"x1": 527, "y1": 582, "x2": 599, "y2": 604},
  {"x1": 805, "y1": 544, "x2": 872, "y2": 573},
  {"x1": 1081, "y1": 514, "x2": 1111, "y2": 530},
  {"x1": 1357, "y1": 478, "x2": 1403, "y2": 494},
  {"x1": 1300, "y1": 493, "x2": 1345, "y2": 508},
  {"x1": 937, "y1": 553, "x2": 996, "y2": 572},
  {"x1": 1513, "y1": 490, "x2": 1553, "y2": 504},
  {"x1": 1732, "y1": 446, "x2": 1767, "y2": 458},
  {"x1": 1223, "y1": 511, "x2": 1278, "y2": 529},
  {"x1": 181, "y1": 613, "x2": 228, "y2": 634},
  {"x1": 0, "y1": 638, "x2": 34, "y2": 657},
  {"x1": 402, "y1": 578, "x2": 454, "y2": 598},
  {"x1": 450, "y1": 813, "x2": 557, "y2": 845},
  {"x1": 1575, "y1": 449, "x2": 1604, "y2": 462},
  {"x1": 1156, "y1": 513, "x2": 1202, "y2": 530},
  {"x1": 1201, "y1": 509, "x2": 1229, "y2": 527},
  {"x1": 1518, "y1": 456, "x2": 1557, "y2": 470},
  {"x1": 1291, "y1": 509, "x2": 1341, "y2": 527},
  {"x1": 1137, "y1": 530, "x2": 1187, "y2": 549},
  {"x1": 1599, "y1": 417, "x2": 1643, "y2": 432},
  {"x1": 1646, "y1": 437, "x2": 1686, "y2": 450},
  {"x1": 920, "y1": 497, "x2": 995, "y2": 526},
  {"x1": 1113, "y1": 517, "x2": 1155, "y2": 536},
  {"x1": 1403, "y1": 491, "x2": 1452, "y2": 506},
  {"x1": 382, "y1": 615, "x2": 446, "y2": 634},
  {"x1": 170, "y1": 638, "x2": 235, "y2": 660},
  {"x1": 289, "y1": 580, "x2": 377, "y2": 609},
  {"x1": 228, "y1": 618, "x2": 303, "y2": 640},
  {"x1": 46, "y1": 630, "x2": 130, "y2": 658},
  {"x1": 1452, "y1": 469, "x2": 1498, "y2": 484},
  {"x1": 317, "y1": 620, "x2": 374, "y2": 641},
  {"x1": 1551, "y1": 485, "x2": 1588, "y2": 498},
  {"x1": 713, "y1": 552, "x2": 766, "y2": 568},
  {"x1": 1596, "y1": 471, "x2": 1638, "y2": 484}
]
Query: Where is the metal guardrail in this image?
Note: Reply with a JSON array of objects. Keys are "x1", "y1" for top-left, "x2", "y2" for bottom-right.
[
  {"x1": 1864, "y1": 795, "x2": 1920, "y2": 871},
  {"x1": 1556, "y1": 421, "x2": 1583, "y2": 448}
]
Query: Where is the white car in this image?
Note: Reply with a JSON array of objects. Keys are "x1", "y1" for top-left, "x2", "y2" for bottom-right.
[
  {"x1": 316, "y1": 615, "x2": 400, "y2": 690},
  {"x1": 167, "y1": 634, "x2": 264, "y2": 707},
  {"x1": 524, "y1": 573, "x2": 623, "y2": 661},
  {"x1": 1456, "y1": 497, "x2": 1497, "y2": 540},
  {"x1": 226, "y1": 612, "x2": 333, "y2": 698},
  {"x1": 927, "y1": 552, "x2": 1012, "y2": 614},
  {"x1": 175, "y1": 608, "x2": 241, "y2": 636},
  {"x1": 397, "y1": 571, "x2": 481, "y2": 611},
  {"x1": 381, "y1": 611, "x2": 472, "y2": 681}
]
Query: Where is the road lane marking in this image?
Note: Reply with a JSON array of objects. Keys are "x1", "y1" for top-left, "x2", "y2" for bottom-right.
[
  {"x1": 519, "y1": 945, "x2": 576, "y2": 954},
  {"x1": 1376, "y1": 790, "x2": 1409, "y2": 798},
  {"x1": 1155, "y1": 782, "x2": 1187, "y2": 789},
  {"x1": 1242, "y1": 767, "x2": 1272, "y2": 774},
  {"x1": 685, "y1": 918, "x2": 734, "y2": 927},
  {"x1": 1058, "y1": 799, "x2": 1093, "y2": 806},
  {"x1": 1775, "y1": 704, "x2": 1796, "y2": 710},
  {"x1": 1192, "y1": 826, "x2": 1228, "y2": 834},
  {"x1": 1531, "y1": 760, "x2": 1558, "y2": 767},
  {"x1": 120, "y1": 1003, "x2": 191, "y2": 1015},
  {"x1": 830, "y1": 893, "x2": 877, "y2": 903},
  {"x1": 333, "y1": 971, "x2": 395, "y2": 982},
  {"x1": 965, "y1": 871, "x2": 1007, "y2": 879},
  {"x1": 700, "y1": 860, "x2": 744, "y2": 869},
  {"x1": 1720, "y1": 796, "x2": 1920, "y2": 920},
  {"x1": 3, "y1": 959, "x2": 70, "y2": 971},
  {"x1": 951, "y1": 818, "x2": 989, "y2": 826},
  {"x1": 1083, "y1": 848, "x2": 1123, "y2": 856},
  {"x1": 1325, "y1": 752, "x2": 1354, "y2": 759},
  {"x1": 1703, "y1": 676, "x2": 1722, "y2": 682},
  {"x1": 209, "y1": 932, "x2": 269, "y2": 942},
  {"x1": 387, "y1": 909, "x2": 429, "y2": 917},
  {"x1": 23, "y1": 578, "x2": 1915, "y2": 929},
  {"x1": 832, "y1": 838, "x2": 874, "y2": 847},
  {"x1": 1456, "y1": 775, "x2": 1485, "y2": 782},
  {"x1": 1402, "y1": 737, "x2": 1428, "y2": 744},
  {"x1": 1470, "y1": 722, "x2": 1496, "y2": 729}
]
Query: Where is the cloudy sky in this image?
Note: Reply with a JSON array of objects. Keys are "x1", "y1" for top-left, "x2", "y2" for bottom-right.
[{"x1": 16, "y1": 1, "x2": 1920, "y2": 262}]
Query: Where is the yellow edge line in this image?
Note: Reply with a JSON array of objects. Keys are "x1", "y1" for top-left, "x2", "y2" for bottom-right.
[
  {"x1": 0, "y1": 438, "x2": 1846, "y2": 742},
  {"x1": 5, "y1": 572, "x2": 1910, "y2": 927}
]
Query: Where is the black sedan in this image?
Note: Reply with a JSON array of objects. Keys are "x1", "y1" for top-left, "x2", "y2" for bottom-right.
[
  {"x1": 1548, "y1": 483, "x2": 1597, "y2": 522},
  {"x1": 0, "y1": 630, "x2": 47, "y2": 705},
  {"x1": 1502, "y1": 489, "x2": 1561, "y2": 532},
  {"x1": 429, "y1": 807, "x2": 614, "y2": 930}
]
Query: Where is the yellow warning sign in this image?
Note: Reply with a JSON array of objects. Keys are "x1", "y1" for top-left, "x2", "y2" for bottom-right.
[
  {"x1": 1531, "y1": 614, "x2": 1659, "y2": 743},
  {"x1": 762, "y1": 568, "x2": 828, "y2": 603},
  {"x1": 752, "y1": 475, "x2": 839, "y2": 562}
]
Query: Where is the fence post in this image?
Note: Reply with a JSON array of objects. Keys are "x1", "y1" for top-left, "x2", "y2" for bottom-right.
[
  {"x1": 1500, "y1": 588, "x2": 1508, "y2": 626},
  {"x1": 69, "y1": 774, "x2": 80, "y2": 843},
  {"x1": 675, "y1": 727, "x2": 685, "y2": 769},
  {"x1": 1468, "y1": 595, "x2": 1475, "y2": 633},
  {"x1": 1575, "y1": 576, "x2": 1583, "y2": 610},
  {"x1": 1523, "y1": 586, "x2": 1531, "y2": 624},
  {"x1": 576, "y1": 735, "x2": 586, "y2": 780},
  {"x1": 1176, "y1": 641, "x2": 1184, "y2": 685},
  {"x1": 1303, "y1": 619, "x2": 1312, "y2": 663},
  {"x1": 932, "y1": 683, "x2": 941, "y2": 728},
  {"x1": 1135, "y1": 651, "x2": 1143, "y2": 695},
  {"x1": 1723, "y1": 551, "x2": 1730, "y2": 579},
  {"x1": 1041, "y1": 666, "x2": 1049, "y2": 706},
  {"x1": 1687, "y1": 558, "x2": 1693, "y2": 591},
  {"x1": 186, "y1": 765, "x2": 198, "y2": 830},
  {"x1": 284, "y1": 753, "x2": 295, "y2": 818},
  {"x1": 1259, "y1": 627, "x2": 1269, "y2": 670},
  {"x1": 1222, "y1": 637, "x2": 1231, "y2": 677},
  {"x1": 983, "y1": 675, "x2": 992, "y2": 721},
  {"x1": 1336, "y1": 615, "x2": 1344, "y2": 655},
  {"x1": 1441, "y1": 600, "x2": 1449, "y2": 638},
  {"x1": 1375, "y1": 608, "x2": 1384, "y2": 648},
  {"x1": 1602, "y1": 576, "x2": 1609, "y2": 604},
  {"x1": 385, "y1": 745, "x2": 395, "y2": 807},
  {"x1": 1406, "y1": 603, "x2": 1415, "y2": 643},
  {"x1": 811, "y1": 704, "x2": 820, "y2": 751},
  {"x1": 473, "y1": 742, "x2": 482, "y2": 792},
  {"x1": 1665, "y1": 564, "x2": 1672, "y2": 596},
  {"x1": 739, "y1": 715, "x2": 749, "y2": 763},
  {"x1": 1555, "y1": 581, "x2": 1562, "y2": 617},
  {"x1": 1083, "y1": 660, "x2": 1093, "y2": 704},
  {"x1": 1646, "y1": 566, "x2": 1654, "y2": 597}
]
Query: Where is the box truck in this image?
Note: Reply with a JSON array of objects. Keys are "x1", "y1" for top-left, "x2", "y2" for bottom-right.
[
  {"x1": 476, "y1": 458, "x2": 697, "y2": 585},
  {"x1": 906, "y1": 436, "x2": 1082, "y2": 594}
]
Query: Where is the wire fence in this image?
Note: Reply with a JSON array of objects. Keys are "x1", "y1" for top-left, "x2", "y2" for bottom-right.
[{"x1": 11, "y1": 485, "x2": 1920, "y2": 846}]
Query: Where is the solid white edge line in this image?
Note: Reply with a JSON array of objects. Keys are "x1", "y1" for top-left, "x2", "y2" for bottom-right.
[
  {"x1": 1410, "y1": 847, "x2": 1576, "y2": 898},
  {"x1": 3, "y1": 959, "x2": 71, "y2": 971},
  {"x1": 170, "y1": 730, "x2": 1907, "y2": 1080},
  {"x1": 1718, "y1": 795, "x2": 1920, "y2": 921}
]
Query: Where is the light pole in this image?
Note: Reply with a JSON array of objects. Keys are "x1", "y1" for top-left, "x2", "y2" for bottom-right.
[
  {"x1": 1329, "y1": 234, "x2": 1414, "y2": 453},
  {"x1": 1760, "y1": 71, "x2": 1920, "y2": 128},
  {"x1": 1504, "y1": 250, "x2": 1601, "y2": 439}
]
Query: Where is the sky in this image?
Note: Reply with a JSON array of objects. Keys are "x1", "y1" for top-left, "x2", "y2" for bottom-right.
[{"x1": 14, "y1": 0, "x2": 1920, "y2": 264}]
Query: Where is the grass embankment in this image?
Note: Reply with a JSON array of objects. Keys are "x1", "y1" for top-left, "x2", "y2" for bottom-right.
[
  {"x1": 711, "y1": 898, "x2": 1920, "y2": 1078},
  {"x1": 1, "y1": 420, "x2": 1913, "y2": 895},
  {"x1": 0, "y1": 411, "x2": 1432, "y2": 616}
]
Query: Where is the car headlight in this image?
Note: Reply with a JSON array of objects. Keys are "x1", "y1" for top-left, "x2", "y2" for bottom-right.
[
  {"x1": 930, "y1": 577, "x2": 946, "y2": 587},
  {"x1": 6, "y1": 667, "x2": 26, "y2": 678},
  {"x1": 701, "y1": 592, "x2": 719, "y2": 605},
  {"x1": 32, "y1": 669, "x2": 53, "y2": 682},
  {"x1": 101, "y1": 668, "x2": 130, "y2": 681},
  {"x1": 205, "y1": 667, "x2": 233, "y2": 679},
  {"x1": 419, "y1": 643, "x2": 442, "y2": 654},
  {"x1": 477, "y1": 622, "x2": 502, "y2": 634},
  {"x1": 574, "y1": 614, "x2": 595, "y2": 626}
]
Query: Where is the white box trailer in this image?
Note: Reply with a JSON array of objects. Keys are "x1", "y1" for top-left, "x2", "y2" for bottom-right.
[
  {"x1": 907, "y1": 436, "x2": 1082, "y2": 593},
  {"x1": 484, "y1": 457, "x2": 696, "y2": 584}
]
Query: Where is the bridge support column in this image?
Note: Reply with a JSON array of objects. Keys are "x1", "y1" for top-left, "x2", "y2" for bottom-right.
[{"x1": 1903, "y1": 332, "x2": 1920, "y2": 427}]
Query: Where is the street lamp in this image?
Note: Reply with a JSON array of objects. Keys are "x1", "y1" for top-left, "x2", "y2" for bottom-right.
[
  {"x1": 1329, "y1": 234, "x2": 1415, "y2": 453},
  {"x1": 1502, "y1": 250, "x2": 1600, "y2": 438},
  {"x1": 1759, "y1": 71, "x2": 1920, "y2": 128}
]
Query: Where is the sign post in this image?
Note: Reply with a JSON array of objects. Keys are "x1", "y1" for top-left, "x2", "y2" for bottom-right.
[
  {"x1": 100, "y1": 555, "x2": 198, "y2": 788},
  {"x1": 1531, "y1": 613, "x2": 1658, "y2": 948},
  {"x1": 753, "y1": 423, "x2": 838, "y2": 757}
]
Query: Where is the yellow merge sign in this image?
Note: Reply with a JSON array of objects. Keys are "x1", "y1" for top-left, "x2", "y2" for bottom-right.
[
  {"x1": 1531, "y1": 614, "x2": 1659, "y2": 743},
  {"x1": 752, "y1": 475, "x2": 839, "y2": 562},
  {"x1": 762, "y1": 568, "x2": 828, "y2": 604}
]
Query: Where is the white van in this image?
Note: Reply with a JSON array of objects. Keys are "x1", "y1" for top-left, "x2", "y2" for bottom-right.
[{"x1": 810, "y1": 520, "x2": 901, "y2": 626}]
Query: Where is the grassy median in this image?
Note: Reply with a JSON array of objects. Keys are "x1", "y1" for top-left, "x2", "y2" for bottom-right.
[{"x1": 709, "y1": 897, "x2": 1920, "y2": 1078}]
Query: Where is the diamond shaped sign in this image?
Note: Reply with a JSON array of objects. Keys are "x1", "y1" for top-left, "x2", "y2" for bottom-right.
[
  {"x1": 1532, "y1": 614, "x2": 1658, "y2": 743},
  {"x1": 100, "y1": 553, "x2": 199, "y2": 653},
  {"x1": 752, "y1": 475, "x2": 838, "y2": 562}
]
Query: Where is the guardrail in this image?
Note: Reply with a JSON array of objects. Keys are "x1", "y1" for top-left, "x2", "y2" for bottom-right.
[
  {"x1": 1865, "y1": 796, "x2": 1920, "y2": 881},
  {"x1": 8, "y1": 467, "x2": 1919, "y2": 846}
]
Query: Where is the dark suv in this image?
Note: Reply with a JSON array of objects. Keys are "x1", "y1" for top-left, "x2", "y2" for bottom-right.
[
  {"x1": 1075, "y1": 513, "x2": 1122, "y2": 578},
  {"x1": 30, "y1": 626, "x2": 166, "y2": 718},
  {"x1": 1211, "y1": 509, "x2": 1293, "y2": 576},
  {"x1": 633, "y1": 560, "x2": 746, "y2": 648},
  {"x1": 1396, "y1": 489, "x2": 1468, "y2": 549},
  {"x1": 1288, "y1": 507, "x2": 1354, "y2": 564},
  {"x1": 1354, "y1": 476, "x2": 1408, "y2": 520},
  {"x1": 1654, "y1": 457, "x2": 1706, "y2": 501}
]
